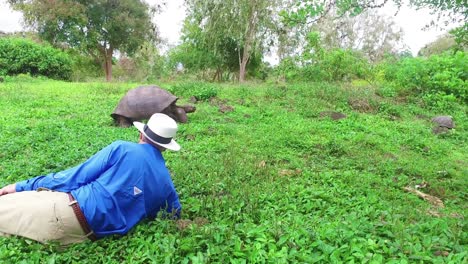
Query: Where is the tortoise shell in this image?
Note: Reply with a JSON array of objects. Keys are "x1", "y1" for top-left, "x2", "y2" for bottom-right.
[
  {"x1": 431, "y1": 116, "x2": 455, "y2": 128},
  {"x1": 111, "y1": 85, "x2": 178, "y2": 122}
]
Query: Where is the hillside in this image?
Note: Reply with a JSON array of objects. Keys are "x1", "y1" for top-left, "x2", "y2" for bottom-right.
[{"x1": 0, "y1": 77, "x2": 466, "y2": 263}]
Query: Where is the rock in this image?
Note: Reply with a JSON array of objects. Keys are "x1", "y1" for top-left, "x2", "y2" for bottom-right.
[
  {"x1": 189, "y1": 96, "x2": 198, "y2": 104},
  {"x1": 348, "y1": 98, "x2": 375, "y2": 113}
]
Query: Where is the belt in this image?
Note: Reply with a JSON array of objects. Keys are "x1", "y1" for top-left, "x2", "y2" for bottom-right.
[{"x1": 68, "y1": 193, "x2": 98, "y2": 241}]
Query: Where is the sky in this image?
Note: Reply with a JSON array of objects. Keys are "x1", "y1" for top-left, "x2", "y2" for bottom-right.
[{"x1": 0, "y1": 0, "x2": 456, "y2": 59}]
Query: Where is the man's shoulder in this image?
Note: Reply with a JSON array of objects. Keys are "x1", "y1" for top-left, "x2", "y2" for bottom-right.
[
  {"x1": 106, "y1": 140, "x2": 140, "y2": 152},
  {"x1": 111, "y1": 140, "x2": 136, "y2": 147},
  {"x1": 104, "y1": 141, "x2": 147, "y2": 161}
]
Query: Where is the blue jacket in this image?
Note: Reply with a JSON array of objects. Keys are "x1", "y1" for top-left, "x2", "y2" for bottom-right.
[{"x1": 16, "y1": 140, "x2": 181, "y2": 238}]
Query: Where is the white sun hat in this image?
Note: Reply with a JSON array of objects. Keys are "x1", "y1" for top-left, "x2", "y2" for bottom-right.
[{"x1": 133, "y1": 113, "x2": 181, "y2": 151}]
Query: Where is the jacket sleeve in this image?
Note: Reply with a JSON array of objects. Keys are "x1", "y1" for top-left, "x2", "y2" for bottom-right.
[{"x1": 15, "y1": 142, "x2": 119, "y2": 192}]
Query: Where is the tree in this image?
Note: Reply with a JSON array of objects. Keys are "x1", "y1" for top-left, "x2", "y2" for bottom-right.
[
  {"x1": 8, "y1": 0, "x2": 157, "y2": 81},
  {"x1": 313, "y1": 10, "x2": 406, "y2": 62},
  {"x1": 169, "y1": 20, "x2": 236, "y2": 81},
  {"x1": 281, "y1": 0, "x2": 467, "y2": 45},
  {"x1": 417, "y1": 33, "x2": 461, "y2": 56},
  {"x1": 184, "y1": 0, "x2": 279, "y2": 82}
]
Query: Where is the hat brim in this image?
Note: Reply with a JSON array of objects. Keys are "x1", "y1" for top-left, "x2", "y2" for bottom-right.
[{"x1": 134, "y1": 121, "x2": 180, "y2": 151}]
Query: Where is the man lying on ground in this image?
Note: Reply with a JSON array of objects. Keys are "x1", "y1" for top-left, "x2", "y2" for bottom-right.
[{"x1": 0, "y1": 113, "x2": 182, "y2": 245}]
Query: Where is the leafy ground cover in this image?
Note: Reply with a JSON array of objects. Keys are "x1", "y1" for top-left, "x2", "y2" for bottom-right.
[{"x1": 0, "y1": 77, "x2": 466, "y2": 263}]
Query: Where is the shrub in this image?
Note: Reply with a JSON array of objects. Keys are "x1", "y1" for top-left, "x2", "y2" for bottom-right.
[
  {"x1": 67, "y1": 50, "x2": 102, "y2": 81},
  {"x1": 305, "y1": 49, "x2": 372, "y2": 82},
  {"x1": 274, "y1": 57, "x2": 301, "y2": 81},
  {"x1": 380, "y1": 51, "x2": 467, "y2": 102},
  {"x1": 274, "y1": 49, "x2": 373, "y2": 82},
  {"x1": 169, "y1": 82, "x2": 218, "y2": 101},
  {"x1": 0, "y1": 38, "x2": 72, "y2": 80}
]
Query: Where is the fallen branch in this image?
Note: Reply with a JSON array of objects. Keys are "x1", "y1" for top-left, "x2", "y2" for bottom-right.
[{"x1": 403, "y1": 186, "x2": 445, "y2": 208}]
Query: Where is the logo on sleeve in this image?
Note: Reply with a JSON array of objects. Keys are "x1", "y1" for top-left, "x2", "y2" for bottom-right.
[{"x1": 133, "y1": 186, "x2": 142, "y2": 196}]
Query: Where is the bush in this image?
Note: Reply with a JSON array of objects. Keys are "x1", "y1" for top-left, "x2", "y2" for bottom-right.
[
  {"x1": 67, "y1": 50, "x2": 102, "y2": 81},
  {"x1": 380, "y1": 51, "x2": 467, "y2": 102},
  {"x1": 305, "y1": 49, "x2": 372, "y2": 82},
  {"x1": 169, "y1": 82, "x2": 218, "y2": 101},
  {"x1": 274, "y1": 49, "x2": 373, "y2": 82},
  {"x1": 0, "y1": 38, "x2": 72, "y2": 80},
  {"x1": 275, "y1": 57, "x2": 301, "y2": 81}
]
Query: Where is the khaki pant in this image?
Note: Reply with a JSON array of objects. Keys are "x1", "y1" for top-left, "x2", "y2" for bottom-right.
[{"x1": 0, "y1": 190, "x2": 88, "y2": 245}]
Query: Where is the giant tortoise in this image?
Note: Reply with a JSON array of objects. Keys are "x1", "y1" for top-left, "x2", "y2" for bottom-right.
[
  {"x1": 431, "y1": 115, "x2": 455, "y2": 134},
  {"x1": 111, "y1": 85, "x2": 196, "y2": 127}
]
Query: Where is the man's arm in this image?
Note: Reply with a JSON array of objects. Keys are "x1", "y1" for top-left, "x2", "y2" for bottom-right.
[{"x1": 12, "y1": 142, "x2": 119, "y2": 193}]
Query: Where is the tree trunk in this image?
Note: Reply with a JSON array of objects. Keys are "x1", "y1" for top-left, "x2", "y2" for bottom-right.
[
  {"x1": 98, "y1": 44, "x2": 114, "y2": 82},
  {"x1": 105, "y1": 55, "x2": 112, "y2": 81},
  {"x1": 239, "y1": 2, "x2": 258, "y2": 83},
  {"x1": 212, "y1": 68, "x2": 221, "y2": 82},
  {"x1": 104, "y1": 47, "x2": 113, "y2": 82},
  {"x1": 239, "y1": 51, "x2": 250, "y2": 82}
]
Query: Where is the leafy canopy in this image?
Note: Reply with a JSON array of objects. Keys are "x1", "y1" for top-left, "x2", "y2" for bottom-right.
[
  {"x1": 183, "y1": 0, "x2": 278, "y2": 81},
  {"x1": 281, "y1": 0, "x2": 467, "y2": 45},
  {"x1": 8, "y1": 0, "x2": 157, "y2": 80}
]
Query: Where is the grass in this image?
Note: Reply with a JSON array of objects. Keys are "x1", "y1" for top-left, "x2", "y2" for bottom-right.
[{"x1": 0, "y1": 76, "x2": 466, "y2": 263}]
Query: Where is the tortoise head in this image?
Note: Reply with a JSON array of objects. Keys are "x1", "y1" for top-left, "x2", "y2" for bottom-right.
[
  {"x1": 111, "y1": 114, "x2": 133, "y2": 127},
  {"x1": 174, "y1": 107, "x2": 188, "y2": 123},
  {"x1": 161, "y1": 103, "x2": 189, "y2": 123}
]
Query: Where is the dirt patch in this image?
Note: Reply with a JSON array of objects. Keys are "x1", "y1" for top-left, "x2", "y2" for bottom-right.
[
  {"x1": 193, "y1": 217, "x2": 209, "y2": 226},
  {"x1": 219, "y1": 105, "x2": 234, "y2": 113},
  {"x1": 403, "y1": 186, "x2": 444, "y2": 208},
  {"x1": 401, "y1": 185, "x2": 463, "y2": 219},
  {"x1": 176, "y1": 219, "x2": 192, "y2": 230},
  {"x1": 279, "y1": 169, "x2": 302, "y2": 177},
  {"x1": 387, "y1": 115, "x2": 400, "y2": 121},
  {"x1": 215, "y1": 190, "x2": 230, "y2": 198},
  {"x1": 189, "y1": 96, "x2": 198, "y2": 103},
  {"x1": 209, "y1": 97, "x2": 228, "y2": 106},
  {"x1": 434, "y1": 251, "x2": 450, "y2": 257},
  {"x1": 176, "y1": 217, "x2": 210, "y2": 231},
  {"x1": 348, "y1": 98, "x2": 376, "y2": 113},
  {"x1": 185, "y1": 134, "x2": 196, "y2": 141},
  {"x1": 258, "y1": 160, "x2": 266, "y2": 168},
  {"x1": 319, "y1": 111, "x2": 347, "y2": 120},
  {"x1": 383, "y1": 153, "x2": 398, "y2": 160},
  {"x1": 415, "y1": 114, "x2": 429, "y2": 120},
  {"x1": 449, "y1": 212, "x2": 464, "y2": 219},
  {"x1": 209, "y1": 97, "x2": 234, "y2": 113}
]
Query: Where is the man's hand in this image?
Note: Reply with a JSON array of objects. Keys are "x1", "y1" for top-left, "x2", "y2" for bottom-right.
[{"x1": 0, "y1": 184, "x2": 16, "y2": 196}]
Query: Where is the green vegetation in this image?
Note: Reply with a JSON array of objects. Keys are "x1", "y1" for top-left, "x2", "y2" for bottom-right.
[
  {"x1": 7, "y1": 0, "x2": 155, "y2": 81},
  {"x1": 0, "y1": 76, "x2": 466, "y2": 262},
  {"x1": 277, "y1": 43, "x2": 372, "y2": 82},
  {"x1": 0, "y1": 38, "x2": 72, "y2": 80},
  {"x1": 282, "y1": 0, "x2": 467, "y2": 45},
  {"x1": 0, "y1": 1, "x2": 466, "y2": 262},
  {"x1": 380, "y1": 52, "x2": 467, "y2": 104}
]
